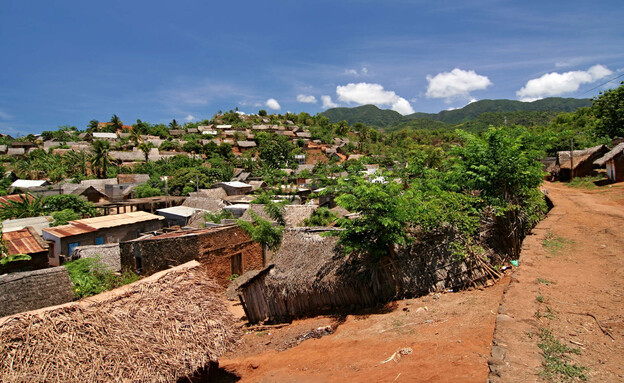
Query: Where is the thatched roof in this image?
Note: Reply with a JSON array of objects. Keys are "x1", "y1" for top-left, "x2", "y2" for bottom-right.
[
  {"x1": 259, "y1": 228, "x2": 349, "y2": 295},
  {"x1": 0, "y1": 261, "x2": 239, "y2": 382},
  {"x1": 595, "y1": 143, "x2": 624, "y2": 166},
  {"x1": 556, "y1": 144, "x2": 608, "y2": 169}
]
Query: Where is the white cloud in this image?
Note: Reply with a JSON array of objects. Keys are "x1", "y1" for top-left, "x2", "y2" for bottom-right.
[
  {"x1": 321, "y1": 95, "x2": 338, "y2": 109},
  {"x1": 297, "y1": 94, "x2": 317, "y2": 103},
  {"x1": 517, "y1": 64, "x2": 613, "y2": 101},
  {"x1": 426, "y1": 68, "x2": 492, "y2": 101},
  {"x1": 265, "y1": 98, "x2": 281, "y2": 110},
  {"x1": 336, "y1": 83, "x2": 415, "y2": 115},
  {"x1": 184, "y1": 114, "x2": 196, "y2": 122},
  {"x1": 344, "y1": 67, "x2": 369, "y2": 77}
]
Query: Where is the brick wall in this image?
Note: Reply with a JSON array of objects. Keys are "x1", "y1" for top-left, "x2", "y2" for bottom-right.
[
  {"x1": 0, "y1": 267, "x2": 75, "y2": 317},
  {"x1": 120, "y1": 225, "x2": 263, "y2": 286}
]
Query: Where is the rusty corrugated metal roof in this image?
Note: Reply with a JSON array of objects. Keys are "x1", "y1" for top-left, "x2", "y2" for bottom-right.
[
  {"x1": 42, "y1": 211, "x2": 164, "y2": 239},
  {"x1": 43, "y1": 223, "x2": 97, "y2": 238},
  {"x1": 4, "y1": 228, "x2": 47, "y2": 255},
  {"x1": 0, "y1": 194, "x2": 33, "y2": 205},
  {"x1": 71, "y1": 211, "x2": 164, "y2": 229}
]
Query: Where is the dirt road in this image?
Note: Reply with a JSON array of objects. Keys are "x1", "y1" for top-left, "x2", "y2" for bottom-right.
[
  {"x1": 218, "y1": 181, "x2": 624, "y2": 382},
  {"x1": 489, "y1": 181, "x2": 624, "y2": 382}
]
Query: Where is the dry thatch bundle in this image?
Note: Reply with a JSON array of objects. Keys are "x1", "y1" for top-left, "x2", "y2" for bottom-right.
[{"x1": 0, "y1": 262, "x2": 239, "y2": 382}]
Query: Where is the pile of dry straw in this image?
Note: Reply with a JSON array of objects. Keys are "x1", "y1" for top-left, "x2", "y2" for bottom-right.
[{"x1": 0, "y1": 264, "x2": 239, "y2": 382}]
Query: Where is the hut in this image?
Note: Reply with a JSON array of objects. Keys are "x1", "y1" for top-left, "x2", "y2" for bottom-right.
[
  {"x1": 236, "y1": 228, "x2": 392, "y2": 324},
  {"x1": 594, "y1": 143, "x2": 624, "y2": 182},
  {"x1": 555, "y1": 144, "x2": 609, "y2": 181},
  {"x1": 238, "y1": 226, "x2": 491, "y2": 324},
  {"x1": 0, "y1": 261, "x2": 239, "y2": 382}
]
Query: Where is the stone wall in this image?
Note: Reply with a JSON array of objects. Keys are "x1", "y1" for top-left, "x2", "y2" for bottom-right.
[{"x1": 0, "y1": 267, "x2": 75, "y2": 318}]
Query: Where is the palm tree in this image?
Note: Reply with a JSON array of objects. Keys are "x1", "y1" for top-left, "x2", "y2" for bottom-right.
[
  {"x1": 137, "y1": 142, "x2": 154, "y2": 163},
  {"x1": 90, "y1": 140, "x2": 113, "y2": 178},
  {"x1": 169, "y1": 119, "x2": 180, "y2": 129},
  {"x1": 129, "y1": 128, "x2": 143, "y2": 146},
  {"x1": 0, "y1": 193, "x2": 45, "y2": 220},
  {"x1": 63, "y1": 150, "x2": 89, "y2": 178},
  {"x1": 110, "y1": 114, "x2": 123, "y2": 131}
]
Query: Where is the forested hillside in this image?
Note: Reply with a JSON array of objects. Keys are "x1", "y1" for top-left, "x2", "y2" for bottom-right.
[{"x1": 322, "y1": 97, "x2": 592, "y2": 130}]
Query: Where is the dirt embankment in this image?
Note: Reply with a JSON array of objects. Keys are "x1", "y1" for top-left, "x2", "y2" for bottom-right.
[{"x1": 217, "y1": 181, "x2": 624, "y2": 382}]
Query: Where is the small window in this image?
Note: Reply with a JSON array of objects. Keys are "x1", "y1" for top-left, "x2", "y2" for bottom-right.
[
  {"x1": 68, "y1": 242, "x2": 79, "y2": 255},
  {"x1": 95, "y1": 236, "x2": 104, "y2": 245}
]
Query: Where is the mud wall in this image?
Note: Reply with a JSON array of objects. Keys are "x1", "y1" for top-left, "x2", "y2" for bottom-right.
[{"x1": 0, "y1": 267, "x2": 75, "y2": 318}]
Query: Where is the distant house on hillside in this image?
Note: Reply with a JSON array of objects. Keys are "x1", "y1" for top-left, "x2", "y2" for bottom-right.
[
  {"x1": 10, "y1": 179, "x2": 49, "y2": 190},
  {"x1": 92, "y1": 132, "x2": 118, "y2": 141},
  {"x1": 212, "y1": 181, "x2": 253, "y2": 196},
  {"x1": 594, "y1": 143, "x2": 624, "y2": 182}
]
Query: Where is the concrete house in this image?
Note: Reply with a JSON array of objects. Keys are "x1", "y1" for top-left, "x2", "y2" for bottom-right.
[{"x1": 42, "y1": 211, "x2": 164, "y2": 266}]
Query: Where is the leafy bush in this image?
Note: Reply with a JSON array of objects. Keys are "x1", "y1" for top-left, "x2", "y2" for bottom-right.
[
  {"x1": 133, "y1": 183, "x2": 163, "y2": 198},
  {"x1": 65, "y1": 257, "x2": 141, "y2": 299},
  {"x1": 303, "y1": 207, "x2": 338, "y2": 227},
  {"x1": 51, "y1": 209, "x2": 81, "y2": 226}
]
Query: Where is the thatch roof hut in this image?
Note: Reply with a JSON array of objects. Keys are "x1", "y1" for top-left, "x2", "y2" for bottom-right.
[
  {"x1": 238, "y1": 226, "x2": 491, "y2": 324},
  {"x1": 555, "y1": 144, "x2": 609, "y2": 180},
  {"x1": 0, "y1": 261, "x2": 239, "y2": 382}
]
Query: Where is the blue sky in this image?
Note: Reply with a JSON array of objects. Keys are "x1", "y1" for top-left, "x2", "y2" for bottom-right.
[{"x1": 1, "y1": 0, "x2": 623, "y2": 135}]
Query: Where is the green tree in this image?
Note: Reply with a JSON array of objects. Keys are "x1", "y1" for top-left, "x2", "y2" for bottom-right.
[
  {"x1": 0, "y1": 193, "x2": 46, "y2": 220},
  {"x1": 256, "y1": 133, "x2": 294, "y2": 169},
  {"x1": 43, "y1": 194, "x2": 97, "y2": 217},
  {"x1": 137, "y1": 142, "x2": 154, "y2": 162},
  {"x1": 592, "y1": 82, "x2": 624, "y2": 139},
  {"x1": 51, "y1": 209, "x2": 81, "y2": 226},
  {"x1": 110, "y1": 114, "x2": 123, "y2": 131},
  {"x1": 90, "y1": 140, "x2": 113, "y2": 178},
  {"x1": 258, "y1": 109, "x2": 267, "y2": 117},
  {"x1": 237, "y1": 211, "x2": 283, "y2": 263}
]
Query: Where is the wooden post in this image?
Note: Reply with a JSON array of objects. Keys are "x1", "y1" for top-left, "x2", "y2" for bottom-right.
[{"x1": 569, "y1": 138, "x2": 574, "y2": 180}]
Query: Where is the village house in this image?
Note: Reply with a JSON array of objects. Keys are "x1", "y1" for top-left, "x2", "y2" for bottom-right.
[
  {"x1": 42, "y1": 211, "x2": 164, "y2": 266},
  {"x1": 119, "y1": 225, "x2": 263, "y2": 285},
  {"x1": 594, "y1": 143, "x2": 624, "y2": 182},
  {"x1": 92, "y1": 132, "x2": 118, "y2": 141},
  {"x1": 555, "y1": 144, "x2": 609, "y2": 181},
  {"x1": 0, "y1": 227, "x2": 50, "y2": 273},
  {"x1": 156, "y1": 205, "x2": 206, "y2": 227}
]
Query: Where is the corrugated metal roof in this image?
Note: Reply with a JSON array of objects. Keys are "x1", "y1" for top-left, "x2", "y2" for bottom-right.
[
  {"x1": 4, "y1": 228, "x2": 47, "y2": 255},
  {"x1": 43, "y1": 212, "x2": 164, "y2": 238},
  {"x1": 71, "y1": 211, "x2": 164, "y2": 229},
  {"x1": 43, "y1": 223, "x2": 98, "y2": 238},
  {"x1": 0, "y1": 194, "x2": 33, "y2": 205},
  {"x1": 10, "y1": 180, "x2": 49, "y2": 188}
]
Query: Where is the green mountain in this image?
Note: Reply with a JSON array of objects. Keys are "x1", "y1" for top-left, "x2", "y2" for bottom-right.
[
  {"x1": 320, "y1": 104, "x2": 404, "y2": 127},
  {"x1": 321, "y1": 98, "x2": 592, "y2": 129}
]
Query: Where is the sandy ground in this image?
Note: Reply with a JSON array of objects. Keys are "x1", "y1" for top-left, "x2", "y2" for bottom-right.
[{"x1": 216, "y1": 181, "x2": 624, "y2": 382}]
